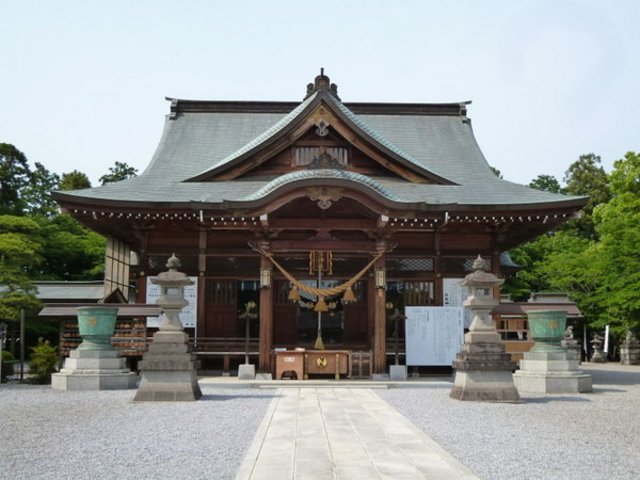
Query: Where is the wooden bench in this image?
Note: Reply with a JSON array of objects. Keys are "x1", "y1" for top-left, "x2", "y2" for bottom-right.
[{"x1": 188, "y1": 337, "x2": 259, "y2": 375}]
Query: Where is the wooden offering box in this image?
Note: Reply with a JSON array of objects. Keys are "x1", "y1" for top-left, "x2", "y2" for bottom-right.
[
  {"x1": 305, "y1": 350, "x2": 350, "y2": 380},
  {"x1": 274, "y1": 350, "x2": 305, "y2": 380}
]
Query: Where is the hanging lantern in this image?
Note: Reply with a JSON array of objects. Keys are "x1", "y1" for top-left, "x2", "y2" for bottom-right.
[
  {"x1": 259, "y1": 267, "x2": 272, "y2": 288},
  {"x1": 375, "y1": 268, "x2": 386, "y2": 289}
]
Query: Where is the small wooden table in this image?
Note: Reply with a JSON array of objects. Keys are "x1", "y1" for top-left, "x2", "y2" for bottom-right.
[{"x1": 304, "y1": 350, "x2": 350, "y2": 380}]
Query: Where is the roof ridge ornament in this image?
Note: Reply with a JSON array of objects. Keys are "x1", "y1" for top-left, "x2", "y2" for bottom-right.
[{"x1": 305, "y1": 68, "x2": 340, "y2": 100}]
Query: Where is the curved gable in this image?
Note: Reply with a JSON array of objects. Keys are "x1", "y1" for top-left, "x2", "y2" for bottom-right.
[{"x1": 186, "y1": 73, "x2": 455, "y2": 185}]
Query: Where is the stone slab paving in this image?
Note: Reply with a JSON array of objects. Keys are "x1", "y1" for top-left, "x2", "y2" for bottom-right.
[{"x1": 235, "y1": 387, "x2": 479, "y2": 480}]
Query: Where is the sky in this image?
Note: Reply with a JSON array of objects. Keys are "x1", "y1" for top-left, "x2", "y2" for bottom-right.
[{"x1": 1, "y1": 0, "x2": 638, "y2": 187}]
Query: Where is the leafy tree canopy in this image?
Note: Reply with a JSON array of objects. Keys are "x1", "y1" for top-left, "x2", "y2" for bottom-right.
[
  {"x1": 0, "y1": 215, "x2": 43, "y2": 321},
  {"x1": 591, "y1": 151, "x2": 640, "y2": 334},
  {"x1": 562, "y1": 153, "x2": 611, "y2": 240},
  {"x1": 99, "y1": 161, "x2": 138, "y2": 185},
  {"x1": 59, "y1": 170, "x2": 91, "y2": 191},
  {"x1": 529, "y1": 174, "x2": 562, "y2": 194},
  {"x1": 23, "y1": 162, "x2": 60, "y2": 216},
  {"x1": 0, "y1": 143, "x2": 30, "y2": 215},
  {"x1": 32, "y1": 214, "x2": 105, "y2": 280}
]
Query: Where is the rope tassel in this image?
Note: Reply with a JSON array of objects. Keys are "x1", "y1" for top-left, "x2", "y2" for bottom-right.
[
  {"x1": 343, "y1": 286, "x2": 356, "y2": 303},
  {"x1": 314, "y1": 296, "x2": 329, "y2": 312},
  {"x1": 288, "y1": 286, "x2": 301, "y2": 302}
]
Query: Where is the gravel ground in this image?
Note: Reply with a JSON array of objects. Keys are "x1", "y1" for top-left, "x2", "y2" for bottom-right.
[
  {"x1": 377, "y1": 363, "x2": 640, "y2": 480},
  {"x1": 0, "y1": 384, "x2": 275, "y2": 480},
  {"x1": 2, "y1": 364, "x2": 638, "y2": 480}
]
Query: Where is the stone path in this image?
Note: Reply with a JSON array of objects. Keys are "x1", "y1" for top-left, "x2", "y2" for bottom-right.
[{"x1": 235, "y1": 387, "x2": 479, "y2": 480}]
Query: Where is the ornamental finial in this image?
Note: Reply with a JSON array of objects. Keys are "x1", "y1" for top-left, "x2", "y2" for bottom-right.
[
  {"x1": 166, "y1": 253, "x2": 181, "y2": 270},
  {"x1": 472, "y1": 255, "x2": 489, "y2": 272},
  {"x1": 304, "y1": 69, "x2": 340, "y2": 100}
]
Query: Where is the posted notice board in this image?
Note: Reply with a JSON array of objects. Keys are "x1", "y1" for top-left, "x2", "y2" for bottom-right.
[
  {"x1": 405, "y1": 306, "x2": 464, "y2": 366},
  {"x1": 145, "y1": 277, "x2": 198, "y2": 328},
  {"x1": 443, "y1": 278, "x2": 474, "y2": 329}
]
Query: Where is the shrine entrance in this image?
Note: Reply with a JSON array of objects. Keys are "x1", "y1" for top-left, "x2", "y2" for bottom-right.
[{"x1": 270, "y1": 252, "x2": 371, "y2": 350}]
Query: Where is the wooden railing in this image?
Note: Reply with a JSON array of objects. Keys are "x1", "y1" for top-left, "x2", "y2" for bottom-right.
[{"x1": 188, "y1": 337, "x2": 260, "y2": 375}]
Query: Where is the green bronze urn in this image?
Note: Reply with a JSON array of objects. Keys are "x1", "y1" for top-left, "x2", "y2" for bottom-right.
[
  {"x1": 527, "y1": 310, "x2": 567, "y2": 352},
  {"x1": 76, "y1": 306, "x2": 119, "y2": 350}
]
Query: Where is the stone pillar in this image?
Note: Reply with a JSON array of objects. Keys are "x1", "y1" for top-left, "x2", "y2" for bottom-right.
[
  {"x1": 134, "y1": 255, "x2": 202, "y2": 401},
  {"x1": 450, "y1": 256, "x2": 520, "y2": 402}
]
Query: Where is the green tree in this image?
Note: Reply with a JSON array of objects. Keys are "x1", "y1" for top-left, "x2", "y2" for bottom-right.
[
  {"x1": 34, "y1": 214, "x2": 105, "y2": 280},
  {"x1": 590, "y1": 151, "x2": 640, "y2": 335},
  {"x1": 0, "y1": 215, "x2": 43, "y2": 321},
  {"x1": 0, "y1": 143, "x2": 31, "y2": 215},
  {"x1": 563, "y1": 153, "x2": 611, "y2": 239},
  {"x1": 490, "y1": 166, "x2": 503, "y2": 178},
  {"x1": 503, "y1": 234, "x2": 555, "y2": 302},
  {"x1": 99, "y1": 161, "x2": 138, "y2": 185},
  {"x1": 529, "y1": 174, "x2": 562, "y2": 194},
  {"x1": 59, "y1": 170, "x2": 91, "y2": 191},
  {"x1": 22, "y1": 162, "x2": 60, "y2": 216}
]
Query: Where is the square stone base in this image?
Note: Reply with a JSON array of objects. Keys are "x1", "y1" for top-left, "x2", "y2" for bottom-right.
[
  {"x1": 389, "y1": 365, "x2": 407, "y2": 381},
  {"x1": 51, "y1": 347, "x2": 137, "y2": 391},
  {"x1": 134, "y1": 370, "x2": 202, "y2": 401},
  {"x1": 513, "y1": 371, "x2": 592, "y2": 393},
  {"x1": 514, "y1": 349, "x2": 592, "y2": 393},
  {"x1": 450, "y1": 369, "x2": 521, "y2": 402},
  {"x1": 238, "y1": 364, "x2": 256, "y2": 380},
  {"x1": 52, "y1": 371, "x2": 137, "y2": 390}
]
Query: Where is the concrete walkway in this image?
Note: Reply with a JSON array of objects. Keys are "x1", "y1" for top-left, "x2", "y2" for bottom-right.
[{"x1": 235, "y1": 387, "x2": 479, "y2": 480}]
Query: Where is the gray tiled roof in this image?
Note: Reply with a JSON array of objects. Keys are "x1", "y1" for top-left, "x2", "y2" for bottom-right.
[{"x1": 55, "y1": 94, "x2": 586, "y2": 209}]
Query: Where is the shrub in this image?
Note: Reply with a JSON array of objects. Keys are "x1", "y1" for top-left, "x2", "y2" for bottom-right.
[
  {"x1": 1, "y1": 350, "x2": 15, "y2": 382},
  {"x1": 28, "y1": 338, "x2": 58, "y2": 384}
]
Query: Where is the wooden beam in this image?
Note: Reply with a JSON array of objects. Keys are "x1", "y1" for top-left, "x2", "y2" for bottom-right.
[
  {"x1": 269, "y1": 218, "x2": 375, "y2": 230},
  {"x1": 270, "y1": 240, "x2": 375, "y2": 252}
]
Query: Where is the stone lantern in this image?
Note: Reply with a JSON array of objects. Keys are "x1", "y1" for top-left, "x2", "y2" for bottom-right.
[
  {"x1": 153, "y1": 255, "x2": 192, "y2": 331},
  {"x1": 450, "y1": 256, "x2": 520, "y2": 402},
  {"x1": 134, "y1": 254, "x2": 202, "y2": 401}
]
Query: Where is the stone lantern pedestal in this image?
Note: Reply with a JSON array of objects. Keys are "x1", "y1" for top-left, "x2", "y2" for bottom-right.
[
  {"x1": 134, "y1": 255, "x2": 202, "y2": 401},
  {"x1": 450, "y1": 256, "x2": 520, "y2": 402},
  {"x1": 620, "y1": 331, "x2": 640, "y2": 365}
]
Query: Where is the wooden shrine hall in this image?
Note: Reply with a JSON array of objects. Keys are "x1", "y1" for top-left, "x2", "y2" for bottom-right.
[{"x1": 53, "y1": 71, "x2": 587, "y2": 376}]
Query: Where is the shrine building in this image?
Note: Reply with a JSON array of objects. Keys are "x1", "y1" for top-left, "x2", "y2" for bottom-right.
[{"x1": 52, "y1": 71, "x2": 587, "y2": 375}]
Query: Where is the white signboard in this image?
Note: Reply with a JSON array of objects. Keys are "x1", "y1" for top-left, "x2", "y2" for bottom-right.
[
  {"x1": 443, "y1": 278, "x2": 474, "y2": 329},
  {"x1": 145, "y1": 277, "x2": 198, "y2": 328},
  {"x1": 405, "y1": 306, "x2": 464, "y2": 366}
]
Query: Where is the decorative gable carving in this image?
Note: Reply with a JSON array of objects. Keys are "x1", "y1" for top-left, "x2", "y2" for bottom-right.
[{"x1": 306, "y1": 187, "x2": 343, "y2": 210}]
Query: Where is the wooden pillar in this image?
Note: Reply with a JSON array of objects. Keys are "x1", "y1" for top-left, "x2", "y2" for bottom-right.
[
  {"x1": 434, "y1": 231, "x2": 442, "y2": 304},
  {"x1": 258, "y1": 254, "x2": 273, "y2": 373},
  {"x1": 373, "y1": 251, "x2": 387, "y2": 374},
  {"x1": 197, "y1": 229, "x2": 207, "y2": 339}
]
